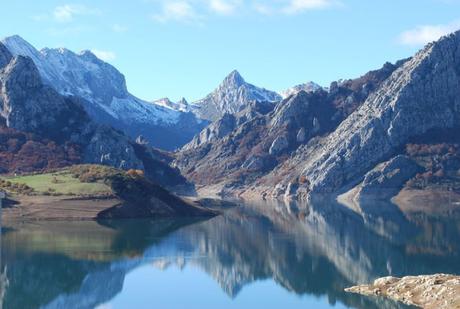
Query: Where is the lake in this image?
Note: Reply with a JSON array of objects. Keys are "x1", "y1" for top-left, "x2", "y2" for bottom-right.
[{"x1": 2, "y1": 199, "x2": 460, "y2": 309}]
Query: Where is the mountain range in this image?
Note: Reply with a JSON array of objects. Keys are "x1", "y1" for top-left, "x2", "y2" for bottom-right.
[
  {"x1": 2, "y1": 32, "x2": 460, "y2": 204},
  {"x1": 1, "y1": 35, "x2": 206, "y2": 150},
  {"x1": 2, "y1": 35, "x2": 298, "y2": 150},
  {"x1": 175, "y1": 30, "x2": 460, "y2": 203},
  {"x1": 190, "y1": 70, "x2": 282, "y2": 121},
  {"x1": 0, "y1": 41, "x2": 191, "y2": 192}
]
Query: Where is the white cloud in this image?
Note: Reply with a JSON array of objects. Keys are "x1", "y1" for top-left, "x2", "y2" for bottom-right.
[
  {"x1": 208, "y1": 0, "x2": 239, "y2": 15},
  {"x1": 153, "y1": 1, "x2": 200, "y2": 23},
  {"x1": 283, "y1": 0, "x2": 339, "y2": 14},
  {"x1": 53, "y1": 4, "x2": 99, "y2": 23},
  {"x1": 150, "y1": 0, "x2": 340, "y2": 23},
  {"x1": 91, "y1": 49, "x2": 116, "y2": 62},
  {"x1": 398, "y1": 20, "x2": 460, "y2": 46}
]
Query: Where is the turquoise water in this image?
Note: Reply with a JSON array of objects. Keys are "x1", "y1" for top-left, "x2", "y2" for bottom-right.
[{"x1": 2, "y1": 200, "x2": 459, "y2": 309}]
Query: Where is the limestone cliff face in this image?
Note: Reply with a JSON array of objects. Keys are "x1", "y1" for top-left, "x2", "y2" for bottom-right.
[
  {"x1": 176, "y1": 31, "x2": 460, "y2": 200},
  {"x1": 0, "y1": 51, "x2": 143, "y2": 171},
  {"x1": 285, "y1": 31, "x2": 460, "y2": 197}
]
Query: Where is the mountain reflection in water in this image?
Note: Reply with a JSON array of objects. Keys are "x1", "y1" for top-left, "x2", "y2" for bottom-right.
[{"x1": 1, "y1": 198, "x2": 459, "y2": 309}]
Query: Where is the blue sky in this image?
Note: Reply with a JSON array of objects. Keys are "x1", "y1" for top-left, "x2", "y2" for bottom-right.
[{"x1": 1, "y1": 0, "x2": 460, "y2": 102}]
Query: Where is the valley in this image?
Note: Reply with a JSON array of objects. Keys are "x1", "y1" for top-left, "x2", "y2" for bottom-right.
[{"x1": 1, "y1": 27, "x2": 460, "y2": 309}]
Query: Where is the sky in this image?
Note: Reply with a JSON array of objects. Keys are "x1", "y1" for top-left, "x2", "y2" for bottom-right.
[{"x1": 1, "y1": 0, "x2": 460, "y2": 102}]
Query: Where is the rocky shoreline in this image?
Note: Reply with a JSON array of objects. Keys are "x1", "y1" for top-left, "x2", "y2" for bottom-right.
[{"x1": 345, "y1": 274, "x2": 460, "y2": 309}]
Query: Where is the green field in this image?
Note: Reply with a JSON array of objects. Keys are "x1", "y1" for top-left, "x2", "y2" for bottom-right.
[{"x1": 1, "y1": 171, "x2": 112, "y2": 196}]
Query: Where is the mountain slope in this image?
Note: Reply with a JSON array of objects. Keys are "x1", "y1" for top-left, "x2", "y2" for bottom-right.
[
  {"x1": 175, "y1": 60, "x2": 403, "y2": 196},
  {"x1": 1, "y1": 35, "x2": 206, "y2": 150},
  {"x1": 251, "y1": 31, "x2": 460, "y2": 200},
  {"x1": 0, "y1": 42, "x2": 191, "y2": 191},
  {"x1": 176, "y1": 31, "x2": 460, "y2": 201},
  {"x1": 191, "y1": 70, "x2": 281, "y2": 121}
]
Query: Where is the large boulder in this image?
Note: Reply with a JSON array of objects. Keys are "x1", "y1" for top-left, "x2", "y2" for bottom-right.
[
  {"x1": 358, "y1": 155, "x2": 421, "y2": 199},
  {"x1": 269, "y1": 135, "x2": 289, "y2": 156}
]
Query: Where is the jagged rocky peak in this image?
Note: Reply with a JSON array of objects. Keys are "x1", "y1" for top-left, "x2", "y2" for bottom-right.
[
  {"x1": 280, "y1": 81, "x2": 322, "y2": 98},
  {"x1": 177, "y1": 97, "x2": 188, "y2": 105},
  {"x1": 154, "y1": 97, "x2": 175, "y2": 107},
  {"x1": 153, "y1": 97, "x2": 191, "y2": 112},
  {"x1": 191, "y1": 69, "x2": 282, "y2": 121},
  {"x1": 221, "y1": 69, "x2": 245, "y2": 88}
]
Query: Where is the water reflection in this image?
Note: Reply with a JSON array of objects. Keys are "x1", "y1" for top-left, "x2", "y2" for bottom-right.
[{"x1": 1, "y1": 198, "x2": 459, "y2": 309}]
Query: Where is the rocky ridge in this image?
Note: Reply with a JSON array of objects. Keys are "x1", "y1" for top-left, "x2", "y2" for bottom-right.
[
  {"x1": 0, "y1": 42, "x2": 189, "y2": 191},
  {"x1": 261, "y1": 31, "x2": 460, "y2": 200},
  {"x1": 175, "y1": 58, "x2": 404, "y2": 197},
  {"x1": 1, "y1": 35, "x2": 206, "y2": 150},
  {"x1": 280, "y1": 81, "x2": 322, "y2": 98},
  {"x1": 175, "y1": 31, "x2": 460, "y2": 202}
]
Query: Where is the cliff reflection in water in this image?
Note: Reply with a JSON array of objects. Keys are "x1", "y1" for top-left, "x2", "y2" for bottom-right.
[{"x1": 1, "y1": 198, "x2": 460, "y2": 309}]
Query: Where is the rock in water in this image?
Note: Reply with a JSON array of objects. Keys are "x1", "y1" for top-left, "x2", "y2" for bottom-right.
[{"x1": 345, "y1": 274, "x2": 460, "y2": 309}]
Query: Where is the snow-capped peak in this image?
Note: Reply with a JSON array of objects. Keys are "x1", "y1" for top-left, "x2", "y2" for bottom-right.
[
  {"x1": 222, "y1": 70, "x2": 245, "y2": 88},
  {"x1": 0, "y1": 36, "x2": 198, "y2": 135},
  {"x1": 280, "y1": 82, "x2": 322, "y2": 99},
  {"x1": 153, "y1": 97, "x2": 191, "y2": 112},
  {"x1": 191, "y1": 70, "x2": 281, "y2": 121}
]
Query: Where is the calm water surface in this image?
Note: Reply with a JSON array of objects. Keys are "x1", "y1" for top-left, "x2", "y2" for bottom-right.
[{"x1": 2, "y1": 199, "x2": 460, "y2": 309}]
